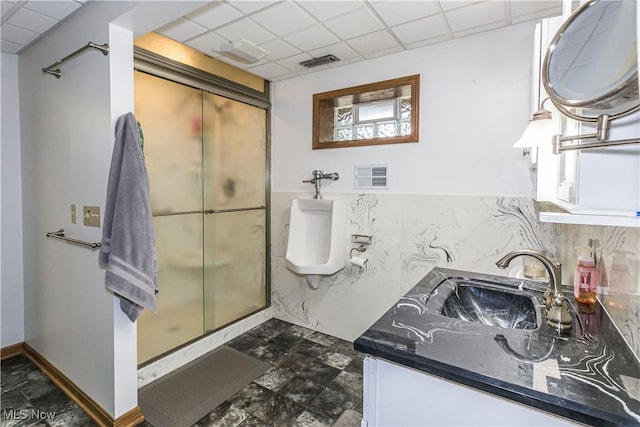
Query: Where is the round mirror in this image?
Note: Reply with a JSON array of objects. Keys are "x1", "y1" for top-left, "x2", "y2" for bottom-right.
[{"x1": 542, "y1": 0, "x2": 638, "y2": 120}]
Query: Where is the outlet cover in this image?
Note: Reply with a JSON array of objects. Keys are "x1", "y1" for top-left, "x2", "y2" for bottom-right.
[{"x1": 83, "y1": 205, "x2": 101, "y2": 227}]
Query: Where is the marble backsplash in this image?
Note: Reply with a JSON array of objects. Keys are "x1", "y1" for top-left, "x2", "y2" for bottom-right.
[{"x1": 271, "y1": 192, "x2": 640, "y2": 360}]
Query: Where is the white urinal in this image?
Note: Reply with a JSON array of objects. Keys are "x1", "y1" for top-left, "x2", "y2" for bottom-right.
[{"x1": 285, "y1": 199, "x2": 346, "y2": 289}]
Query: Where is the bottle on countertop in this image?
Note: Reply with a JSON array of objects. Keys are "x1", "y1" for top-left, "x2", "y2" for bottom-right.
[
  {"x1": 574, "y1": 243, "x2": 596, "y2": 304},
  {"x1": 609, "y1": 250, "x2": 632, "y2": 295},
  {"x1": 592, "y1": 239, "x2": 609, "y2": 296}
]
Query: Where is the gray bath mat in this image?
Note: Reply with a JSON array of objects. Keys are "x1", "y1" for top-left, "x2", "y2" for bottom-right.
[{"x1": 139, "y1": 345, "x2": 268, "y2": 427}]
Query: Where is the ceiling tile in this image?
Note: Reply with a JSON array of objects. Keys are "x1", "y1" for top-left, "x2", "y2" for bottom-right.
[
  {"x1": 226, "y1": 0, "x2": 276, "y2": 15},
  {"x1": 405, "y1": 33, "x2": 452, "y2": 49},
  {"x1": 282, "y1": 25, "x2": 339, "y2": 51},
  {"x1": 215, "y1": 18, "x2": 276, "y2": 45},
  {"x1": 363, "y1": 45, "x2": 403, "y2": 60},
  {"x1": 371, "y1": 1, "x2": 442, "y2": 27},
  {"x1": 246, "y1": 61, "x2": 291, "y2": 79},
  {"x1": 1, "y1": 39, "x2": 23, "y2": 54},
  {"x1": 7, "y1": 7, "x2": 58, "y2": 34},
  {"x1": 439, "y1": 1, "x2": 480, "y2": 12},
  {"x1": 277, "y1": 52, "x2": 313, "y2": 72},
  {"x1": 259, "y1": 38, "x2": 301, "y2": 61},
  {"x1": 296, "y1": 0, "x2": 364, "y2": 22},
  {"x1": 23, "y1": 0, "x2": 81, "y2": 20},
  {"x1": 511, "y1": 1, "x2": 562, "y2": 24},
  {"x1": 252, "y1": 2, "x2": 315, "y2": 37},
  {"x1": 391, "y1": 14, "x2": 450, "y2": 45},
  {"x1": 308, "y1": 41, "x2": 360, "y2": 61},
  {"x1": 452, "y1": 19, "x2": 505, "y2": 38},
  {"x1": 1, "y1": 23, "x2": 40, "y2": 45},
  {"x1": 157, "y1": 18, "x2": 207, "y2": 42},
  {"x1": 445, "y1": 1, "x2": 505, "y2": 32},
  {"x1": 324, "y1": 7, "x2": 383, "y2": 40},
  {"x1": 2, "y1": 2, "x2": 17, "y2": 20},
  {"x1": 347, "y1": 30, "x2": 400, "y2": 55},
  {"x1": 186, "y1": 2, "x2": 242, "y2": 30},
  {"x1": 184, "y1": 31, "x2": 229, "y2": 55},
  {"x1": 216, "y1": 54, "x2": 268, "y2": 69}
]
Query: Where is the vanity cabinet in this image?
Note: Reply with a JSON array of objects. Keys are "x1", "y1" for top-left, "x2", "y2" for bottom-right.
[{"x1": 362, "y1": 356, "x2": 573, "y2": 427}]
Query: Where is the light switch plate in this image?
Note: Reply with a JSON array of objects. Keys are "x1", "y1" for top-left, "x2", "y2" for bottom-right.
[
  {"x1": 71, "y1": 204, "x2": 77, "y2": 224},
  {"x1": 83, "y1": 205, "x2": 101, "y2": 227}
]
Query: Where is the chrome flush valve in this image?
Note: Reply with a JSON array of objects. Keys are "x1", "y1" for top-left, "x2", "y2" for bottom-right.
[{"x1": 303, "y1": 170, "x2": 339, "y2": 199}]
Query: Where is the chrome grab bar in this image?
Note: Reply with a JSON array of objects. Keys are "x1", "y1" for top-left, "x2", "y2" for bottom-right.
[
  {"x1": 42, "y1": 42, "x2": 109, "y2": 79},
  {"x1": 46, "y1": 229, "x2": 101, "y2": 249},
  {"x1": 152, "y1": 206, "x2": 266, "y2": 217}
]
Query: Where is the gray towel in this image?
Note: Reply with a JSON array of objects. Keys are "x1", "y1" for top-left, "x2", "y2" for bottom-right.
[{"x1": 100, "y1": 112, "x2": 158, "y2": 322}]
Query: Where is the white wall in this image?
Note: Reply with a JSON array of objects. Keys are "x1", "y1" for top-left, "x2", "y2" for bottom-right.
[
  {"x1": 1, "y1": 52, "x2": 24, "y2": 348},
  {"x1": 17, "y1": 0, "x2": 206, "y2": 418},
  {"x1": 272, "y1": 21, "x2": 537, "y2": 196}
]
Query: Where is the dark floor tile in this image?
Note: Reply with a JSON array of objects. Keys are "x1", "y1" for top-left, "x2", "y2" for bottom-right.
[
  {"x1": 277, "y1": 376, "x2": 324, "y2": 406},
  {"x1": 297, "y1": 362, "x2": 340, "y2": 386},
  {"x1": 344, "y1": 357, "x2": 363, "y2": 375},
  {"x1": 1, "y1": 388, "x2": 30, "y2": 411},
  {"x1": 248, "y1": 342, "x2": 288, "y2": 364},
  {"x1": 286, "y1": 325, "x2": 316, "y2": 340},
  {"x1": 1, "y1": 357, "x2": 43, "y2": 392},
  {"x1": 252, "y1": 394, "x2": 303, "y2": 426},
  {"x1": 275, "y1": 352, "x2": 314, "y2": 374},
  {"x1": 327, "y1": 371, "x2": 363, "y2": 402},
  {"x1": 317, "y1": 352, "x2": 351, "y2": 370},
  {"x1": 306, "y1": 388, "x2": 357, "y2": 419},
  {"x1": 29, "y1": 389, "x2": 76, "y2": 415},
  {"x1": 253, "y1": 368, "x2": 296, "y2": 392},
  {"x1": 268, "y1": 331, "x2": 304, "y2": 350},
  {"x1": 306, "y1": 332, "x2": 337, "y2": 347},
  {"x1": 18, "y1": 376, "x2": 58, "y2": 401},
  {"x1": 236, "y1": 414, "x2": 264, "y2": 427},
  {"x1": 226, "y1": 335, "x2": 265, "y2": 354},
  {"x1": 293, "y1": 343, "x2": 326, "y2": 360},
  {"x1": 247, "y1": 320, "x2": 288, "y2": 341},
  {"x1": 291, "y1": 410, "x2": 333, "y2": 427},
  {"x1": 228, "y1": 383, "x2": 274, "y2": 415},
  {"x1": 331, "y1": 340, "x2": 361, "y2": 360},
  {"x1": 193, "y1": 401, "x2": 249, "y2": 427},
  {"x1": 48, "y1": 407, "x2": 96, "y2": 427}
]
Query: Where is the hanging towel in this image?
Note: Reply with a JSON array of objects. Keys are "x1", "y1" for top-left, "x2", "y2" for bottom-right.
[{"x1": 100, "y1": 112, "x2": 158, "y2": 322}]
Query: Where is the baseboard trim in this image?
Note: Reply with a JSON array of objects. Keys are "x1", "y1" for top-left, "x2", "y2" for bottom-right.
[
  {"x1": 1, "y1": 342, "x2": 143, "y2": 427},
  {"x1": 1, "y1": 342, "x2": 24, "y2": 360}
]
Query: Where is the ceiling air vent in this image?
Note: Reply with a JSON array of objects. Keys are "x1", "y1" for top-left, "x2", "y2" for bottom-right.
[
  {"x1": 299, "y1": 54, "x2": 340, "y2": 68},
  {"x1": 355, "y1": 165, "x2": 388, "y2": 190}
]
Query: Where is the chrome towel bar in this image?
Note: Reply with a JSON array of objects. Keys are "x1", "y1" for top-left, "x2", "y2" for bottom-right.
[
  {"x1": 46, "y1": 228, "x2": 101, "y2": 249},
  {"x1": 42, "y1": 42, "x2": 109, "y2": 79}
]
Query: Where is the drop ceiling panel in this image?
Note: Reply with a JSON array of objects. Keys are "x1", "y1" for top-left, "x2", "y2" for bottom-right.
[
  {"x1": 324, "y1": 7, "x2": 383, "y2": 40},
  {"x1": 445, "y1": 1, "x2": 506, "y2": 32},
  {"x1": 225, "y1": 0, "x2": 274, "y2": 15},
  {"x1": 371, "y1": 1, "x2": 442, "y2": 27},
  {"x1": 157, "y1": 18, "x2": 207, "y2": 43},
  {"x1": 184, "y1": 31, "x2": 228, "y2": 56},
  {"x1": 215, "y1": 18, "x2": 277, "y2": 45},
  {"x1": 309, "y1": 41, "x2": 360, "y2": 61},
  {"x1": 282, "y1": 24, "x2": 340, "y2": 52},
  {"x1": 392, "y1": 14, "x2": 451, "y2": 45},
  {"x1": 23, "y1": 0, "x2": 81, "y2": 20},
  {"x1": 347, "y1": 29, "x2": 400, "y2": 55},
  {"x1": 7, "y1": 7, "x2": 57, "y2": 34},
  {"x1": 260, "y1": 38, "x2": 302, "y2": 61},
  {"x1": 186, "y1": 3, "x2": 242, "y2": 30},
  {"x1": 297, "y1": 0, "x2": 364, "y2": 22},
  {"x1": 2, "y1": 23, "x2": 39, "y2": 45},
  {"x1": 252, "y1": 2, "x2": 315, "y2": 36}
]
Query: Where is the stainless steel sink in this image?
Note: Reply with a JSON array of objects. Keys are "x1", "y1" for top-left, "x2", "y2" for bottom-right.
[
  {"x1": 440, "y1": 281, "x2": 538, "y2": 330},
  {"x1": 425, "y1": 277, "x2": 542, "y2": 331}
]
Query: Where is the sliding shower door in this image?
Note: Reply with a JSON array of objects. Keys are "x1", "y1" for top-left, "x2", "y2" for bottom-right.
[
  {"x1": 202, "y1": 94, "x2": 267, "y2": 331},
  {"x1": 134, "y1": 70, "x2": 267, "y2": 365}
]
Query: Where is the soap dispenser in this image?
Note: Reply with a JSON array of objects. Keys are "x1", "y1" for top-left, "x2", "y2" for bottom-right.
[
  {"x1": 610, "y1": 250, "x2": 632, "y2": 295},
  {"x1": 574, "y1": 245, "x2": 596, "y2": 304}
]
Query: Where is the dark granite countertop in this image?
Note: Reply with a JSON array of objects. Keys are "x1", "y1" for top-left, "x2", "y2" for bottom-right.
[{"x1": 354, "y1": 267, "x2": 640, "y2": 426}]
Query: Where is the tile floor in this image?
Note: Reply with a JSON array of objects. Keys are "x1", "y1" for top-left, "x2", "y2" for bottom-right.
[{"x1": 1, "y1": 319, "x2": 363, "y2": 427}]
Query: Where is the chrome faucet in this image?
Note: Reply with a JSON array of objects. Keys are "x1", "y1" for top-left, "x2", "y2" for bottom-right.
[
  {"x1": 303, "y1": 169, "x2": 339, "y2": 199},
  {"x1": 495, "y1": 249, "x2": 572, "y2": 333}
]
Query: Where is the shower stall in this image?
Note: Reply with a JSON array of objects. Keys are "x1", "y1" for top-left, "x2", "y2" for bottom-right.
[{"x1": 133, "y1": 55, "x2": 269, "y2": 365}]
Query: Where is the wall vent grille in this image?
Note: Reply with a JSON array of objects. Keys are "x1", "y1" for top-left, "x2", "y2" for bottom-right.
[{"x1": 354, "y1": 165, "x2": 388, "y2": 190}]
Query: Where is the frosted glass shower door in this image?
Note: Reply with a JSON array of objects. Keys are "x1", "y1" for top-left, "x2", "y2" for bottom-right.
[
  {"x1": 202, "y1": 93, "x2": 267, "y2": 331},
  {"x1": 134, "y1": 71, "x2": 205, "y2": 364}
]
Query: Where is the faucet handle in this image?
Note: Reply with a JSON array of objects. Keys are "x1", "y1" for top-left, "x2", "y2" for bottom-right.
[
  {"x1": 302, "y1": 178, "x2": 316, "y2": 184},
  {"x1": 322, "y1": 172, "x2": 339, "y2": 181}
]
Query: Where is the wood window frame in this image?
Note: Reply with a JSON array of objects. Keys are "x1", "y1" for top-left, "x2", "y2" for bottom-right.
[{"x1": 312, "y1": 74, "x2": 420, "y2": 149}]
